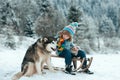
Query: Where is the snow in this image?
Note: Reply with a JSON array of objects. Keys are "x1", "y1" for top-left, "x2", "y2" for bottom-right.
[{"x1": 0, "y1": 37, "x2": 120, "y2": 80}]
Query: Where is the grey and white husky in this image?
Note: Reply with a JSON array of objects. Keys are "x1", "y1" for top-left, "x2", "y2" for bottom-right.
[{"x1": 12, "y1": 36, "x2": 57, "y2": 80}]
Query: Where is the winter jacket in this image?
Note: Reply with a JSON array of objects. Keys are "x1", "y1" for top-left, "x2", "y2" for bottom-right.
[{"x1": 56, "y1": 38, "x2": 74, "y2": 55}]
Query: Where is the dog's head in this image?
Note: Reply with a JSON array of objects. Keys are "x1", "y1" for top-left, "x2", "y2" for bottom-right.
[{"x1": 37, "y1": 36, "x2": 57, "y2": 52}]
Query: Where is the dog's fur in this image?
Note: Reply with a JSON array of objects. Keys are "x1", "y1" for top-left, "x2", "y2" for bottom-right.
[{"x1": 12, "y1": 36, "x2": 57, "y2": 80}]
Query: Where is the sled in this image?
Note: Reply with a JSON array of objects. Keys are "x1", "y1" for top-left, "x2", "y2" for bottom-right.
[{"x1": 44, "y1": 55, "x2": 93, "y2": 72}]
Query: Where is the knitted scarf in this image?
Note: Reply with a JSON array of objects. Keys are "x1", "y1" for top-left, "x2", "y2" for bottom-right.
[{"x1": 57, "y1": 37, "x2": 65, "y2": 51}]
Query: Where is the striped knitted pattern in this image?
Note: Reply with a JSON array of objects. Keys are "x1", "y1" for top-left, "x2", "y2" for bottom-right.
[
  {"x1": 63, "y1": 22, "x2": 79, "y2": 35},
  {"x1": 57, "y1": 38, "x2": 65, "y2": 51}
]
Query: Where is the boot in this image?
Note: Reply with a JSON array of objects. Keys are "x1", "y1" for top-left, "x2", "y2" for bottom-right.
[
  {"x1": 82, "y1": 65, "x2": 86, "y2": 69},
  {"x1": 81, "y1": 65, "x2": 94, "y2": 74},
  {"x1": 65, "y1": 65, "x2": 76, "y2": 75},
  {"x1": 84, "y1": 69, "x2": 94, "y2": 74},
  {"x1": 65, "y1": 65, "x2": 72, "y2": 73}
]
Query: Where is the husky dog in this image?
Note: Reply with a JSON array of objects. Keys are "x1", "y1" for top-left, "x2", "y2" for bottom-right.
[{"x1": 12, "y1": 36, "x2": 57, "y2": 80}]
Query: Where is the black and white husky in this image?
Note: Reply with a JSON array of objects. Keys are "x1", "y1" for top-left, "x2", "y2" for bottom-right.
[{"x1": 12, "y1": 36, "x2": 57, "y2": 80}]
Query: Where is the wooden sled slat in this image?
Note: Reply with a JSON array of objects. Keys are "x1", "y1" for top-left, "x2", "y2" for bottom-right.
[
  {"x1": 51, "y1": 54, "x2": 82, "y2": 60},
  {"x1": 44, "y1": 65, "x2": 64, "y2": 71},
  {"x1": 50, "y1": 54, "x2": 93, "y2": 71}
]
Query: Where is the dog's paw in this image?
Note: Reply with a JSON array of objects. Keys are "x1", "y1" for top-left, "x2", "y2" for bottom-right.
[
  {"x1": 25, "y1": 75, "x2": 31, "y2": 77},
  {"x1": 37, "y1": 72, "x2": 43, "y2": 75},
  {"x1": 42, "y1": 71, "x2": 46, "y2": 74},
  {"x1": 12, "y1": 76, "x2": 18, "y2": 80},
  {"x1": 50, "y1": 69, "x2": 56, "y2": 73}
]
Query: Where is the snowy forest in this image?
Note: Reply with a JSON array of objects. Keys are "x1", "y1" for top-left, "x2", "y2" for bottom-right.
[
  {"x1": 0, "y1": 0, "x2": 120, "y2": 80},
  {"x1": 0, "y1": 0, "x2": 120, "y2": 54}
]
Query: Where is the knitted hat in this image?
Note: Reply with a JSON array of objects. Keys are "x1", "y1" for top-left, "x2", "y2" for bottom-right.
[{"x1": 63, "y1": 22, "x2": 79, "y2": 36}]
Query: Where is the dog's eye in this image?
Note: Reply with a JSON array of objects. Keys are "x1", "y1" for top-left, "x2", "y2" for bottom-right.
[{"x1": 51, "y1": 41, "x2": 55, "y2": 44}]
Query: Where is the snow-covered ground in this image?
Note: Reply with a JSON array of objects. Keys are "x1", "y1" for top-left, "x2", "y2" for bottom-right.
[
  {"x1": 0, "y1": 47, "x2": 120, "y2": 80},
  {"x1": 0, "y1": 36, "x2": 120, "y2": 80}
]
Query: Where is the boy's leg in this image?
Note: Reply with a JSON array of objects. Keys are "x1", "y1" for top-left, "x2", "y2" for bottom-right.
[
  {"x1": 76, "y1": 50, "x2": 87, "y2": 68},
  {"x1": 72, "y1": 59, "x2": 77, "y2": 69},
  {"x1": 59, "y1": 49, "x2": 76, "y2": 75},
  {"x1": 59, "y1": 49, "x2": 72, "y2": 65},
  {"x1": 71, "y1": 54, "x2": 77, "y2": 70}
]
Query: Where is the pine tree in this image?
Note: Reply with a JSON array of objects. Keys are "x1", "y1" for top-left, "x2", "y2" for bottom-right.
[
  {"x1": 0, "y1": 1, "x2": 20, "y2": 35},
  {"x1": 35, "y1": 0, "x2": 66, "y2": 37},
  {"x1": 67, "y1": 5, "x2": 82, "y2": 23},
  {"x1": 118, "y1": 8, "x2": 120, "y2": 37},
  {"x1": 24, "y1": 16, "x2": 34, "y2": 37},
  {"x1": 4, "y1": 25, "x2": 16, "y2": 49},
  {"x1": 99, "y1": 15, "x2": 116, "y2": 37}
]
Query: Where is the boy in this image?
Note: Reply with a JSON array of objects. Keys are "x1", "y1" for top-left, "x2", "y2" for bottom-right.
[{"x1": 56, "y1": 22, "x2": 93, "y2": 74}]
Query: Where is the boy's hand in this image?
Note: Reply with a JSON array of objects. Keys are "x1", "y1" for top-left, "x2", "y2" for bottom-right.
[
  {"x1": 71, "y1": 46, "x2": 79, "y2": 55},
  {"x1": 72, "y1": 47, "x2": 79, "y2": 51}
]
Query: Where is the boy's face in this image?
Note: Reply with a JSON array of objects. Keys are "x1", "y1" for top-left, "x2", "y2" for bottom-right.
[{"x1": 63, "y1": 34, "x2": 70, "y2": 40}]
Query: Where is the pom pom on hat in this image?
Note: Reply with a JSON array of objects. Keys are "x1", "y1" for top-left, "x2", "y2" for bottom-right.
[{"x1": 63, "y1": 22, "x2": 79, "y2": 35}]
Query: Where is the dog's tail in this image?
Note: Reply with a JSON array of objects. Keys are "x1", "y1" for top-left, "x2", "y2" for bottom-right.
[{"x1": 12, "y1": 72, "x2": 24, "y2": 80}]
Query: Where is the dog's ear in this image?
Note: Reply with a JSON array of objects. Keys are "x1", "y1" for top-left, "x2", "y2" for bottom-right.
[
  {"x1": 43, "y1": 37, "x2": 48, "y2": 42},
  {"x1": 37, "y1": 38, "x2": 42, "y2": 43},
  {"x1": 54, "y1": 37, "x2": 57, "y2": 41},
  {"x1": 40, "y1": 38, "x2": 43, "y2": 42}
]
